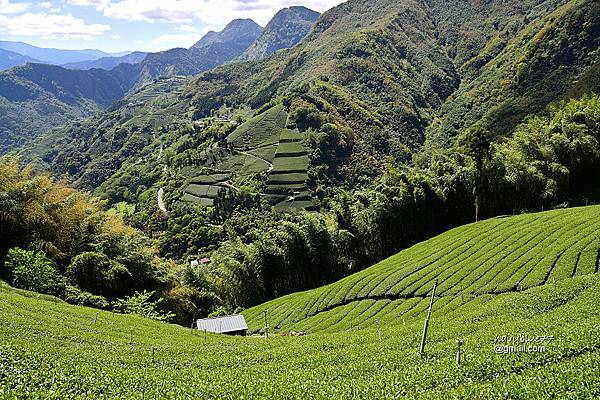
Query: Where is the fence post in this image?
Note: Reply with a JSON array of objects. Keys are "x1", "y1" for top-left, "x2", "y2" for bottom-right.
[
  {"x1": 456, "y1": 339, "x2": 464, "y2": 366},
  {"x1": 419, "y1": 279, "x2": 438, "y2": 355},
  {"x1": 264, "y1": 310, "x2": 269, "y2": 339}
]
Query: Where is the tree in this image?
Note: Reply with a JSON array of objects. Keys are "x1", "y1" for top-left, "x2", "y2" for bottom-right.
[
  {"x1": 113, "y1": 290, "x2": 174, "y2": 322},
  {"x1": 3, "y1": 248, "x2": 61, "y2": 295},
  {"x1": 459, "y1": 124, "x2": 491, "y2": 221}
]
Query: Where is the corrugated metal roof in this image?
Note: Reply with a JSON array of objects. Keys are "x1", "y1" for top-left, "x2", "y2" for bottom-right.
[{"x1": 196, "y1": 314, "x2": 248, "y2": 334}]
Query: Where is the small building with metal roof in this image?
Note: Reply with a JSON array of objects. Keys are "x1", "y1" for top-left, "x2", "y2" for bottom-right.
[{"x1": 196, "y1": 314, "x2": 248, "y2": 336}]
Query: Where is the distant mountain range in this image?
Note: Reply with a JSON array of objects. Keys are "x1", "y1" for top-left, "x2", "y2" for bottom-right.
[
  {"x1": 0, "y1": 48, "x2": 41, "y2": 70},
  {"x1": 0, "y1": 41, "x2": 128, "y2": 67},
  {"x1": 62, "y1": 52, "x2": 149, "y2": 71},
  {"x1": 0, "y1": 7, "x2": 321, "y2": 153}
]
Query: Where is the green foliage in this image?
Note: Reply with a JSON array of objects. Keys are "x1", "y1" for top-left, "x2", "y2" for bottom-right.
[
  {"x1": 0, "y1": 266, "x2": 599, "y2": 398},
  {"x1": 3, "y1": 248, "x2": 60, "y2": 295},
  {"x1": 62, "y1": 284, "x2": 110, "y2": 309},
  {"x1": 113, "y1": 290, "x2": 174, "y2": 322},
  {"x1": 243, "y1": 206, "x2": 600, "y2": 333}
]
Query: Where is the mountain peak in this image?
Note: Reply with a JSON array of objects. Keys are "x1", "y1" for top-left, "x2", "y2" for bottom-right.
[
  {"x1": 191, "y1": 19, "x2": 262, "y2": 51},
  {"x1": 224, "y1": 18, "x2": 262, "y2": 31},
  {"x1": 238, "y1": 6, "x2": 320, "y2": 61}
]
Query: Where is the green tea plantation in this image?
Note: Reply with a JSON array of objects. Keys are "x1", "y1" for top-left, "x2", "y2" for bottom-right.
[{"x1": 1, "y1": 207, "x2": 600, "y2": 399}]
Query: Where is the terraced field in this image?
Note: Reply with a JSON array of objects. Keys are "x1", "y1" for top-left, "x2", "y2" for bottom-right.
[
  {"x1": 242, "y1": 206, "x2": 600, "y2": 333},
  {"x1": 2, "y1": 272, "x2": 599, "y2": 398},
  {"x1": 183, "y1": 104, "x2": 317, "y2": 211},
  {"x1": 182, "y1": 173, "x2": 230, "y2": 206}
]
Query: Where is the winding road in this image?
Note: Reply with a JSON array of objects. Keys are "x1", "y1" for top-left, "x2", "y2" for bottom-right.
[{"x1": 157, "y1": 188, "x2": 167, "y2": 213}]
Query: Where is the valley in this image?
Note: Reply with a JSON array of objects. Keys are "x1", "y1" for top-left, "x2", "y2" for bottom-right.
[{"x1": 0, "y1": 0, "x2": 599, "y2": 397}]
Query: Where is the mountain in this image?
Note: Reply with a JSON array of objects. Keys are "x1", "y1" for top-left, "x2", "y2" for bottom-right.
[
  {"x1": 182, "y1": 0, "x2": 600, "y2": 178},
  {"x1": 137, "y1": 19, "x2": 263, "y2": 79},
  {"x1": 20, "y1": 0, "x2": 600, "y2": 193},
  {"x1": 0, "y1": 19, "x2": 263, "y2": 154},
  {"x1": 191, "y1": 19, "x2": 263, "y2": 52},
  {"x1": 0, "y1": 41, "x2": 113, "y2": 65},
  {"x1": 0, "y1": 62, "x2": 141, "y2": 153},
  {"x1": 0, "y1": 48, "x2": 41, "y2": 71},
  {"x1": 239, "y1": 6, "x2": 320, "y2": 61},
  {"x1": 62, "y1": 52, "x2": 148, "y2": 71}
]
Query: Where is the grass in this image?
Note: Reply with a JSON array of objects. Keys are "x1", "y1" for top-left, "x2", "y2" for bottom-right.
[
  {"x1": 274, "y1": 142, "x2": 306, "y2": 157},
  {"x1": 185, "y1": 184, "x2": 222, "y2": 198},
  {"x1": 272, "y1": 156, "x2": 309, "y2": 172},
  {"x1": 266, "y1": 173, "x2": 308, "y2": 184},
  {"x1": 242, "y1": 206, "x2": 600, "y2": 334},
  {"x1": 182, "y1": 193, "x2": 214, "y2": 206},
  {"x1": 226, "y1": 104, "x2": 286, "y2": 149},
  {"x1": 1, "y1": 270, "x2": 599, "y2": 398},
  {"x1": 189, "y1": 174, "x2": 231, "y2": 184}
]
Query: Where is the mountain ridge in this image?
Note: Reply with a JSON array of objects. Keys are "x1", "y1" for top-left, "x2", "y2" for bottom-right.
[
  {"x1": 0, "y1": 41, "x2": 118, "y2": 65},
  {"x1": 62, "y1": 52, "x2": 149, "y2": 71},
  {"x1": 238, "y1": 7, "x2": 320, "y2": 61}
]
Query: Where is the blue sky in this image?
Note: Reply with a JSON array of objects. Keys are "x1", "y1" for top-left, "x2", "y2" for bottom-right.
[{"x1": 0, "y1": 0, "x2": 345, "y2": 53}]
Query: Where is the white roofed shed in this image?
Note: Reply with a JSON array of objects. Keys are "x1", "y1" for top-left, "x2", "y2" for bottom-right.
[{"x1": 196, "y1": 314, "x2": 248, "y2": 336}]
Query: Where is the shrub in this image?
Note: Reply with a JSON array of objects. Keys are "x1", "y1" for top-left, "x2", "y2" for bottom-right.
[
  {"x1": 113, "y1": 290, "x2": 174, "y2": 322},
  {"x1": 3, "y1": 248, "x2": 61, "y2": 295},
  {"x1": 63, "y1": 284, "x2": 110, "y2": 309}
]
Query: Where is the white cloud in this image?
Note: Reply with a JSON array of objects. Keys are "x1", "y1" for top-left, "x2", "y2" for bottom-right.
[
  {"x1": 109, "y1": 33, "x2": 120, "y2": 39},
  {"x1": 0, "y1": 0, "x2": 29, "y2": 14},
  {"x1": 38, "y1": 2, "x2": 52, "y2": 9},
  {"x1": 177, "y1": 24, "x2": 196, "y2": 33},
  {"x1": 67, "y1": 0, "x2": 110, "y2": 11},
  {"x1": 0, "y1": 12, "x2": 111, "y2": 40},
  {"x1": 100, "y1": 0, "x2": 344, "y2": 26}
]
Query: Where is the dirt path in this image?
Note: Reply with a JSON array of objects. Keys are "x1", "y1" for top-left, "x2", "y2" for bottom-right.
[{"x1": 237, "y1": 149, "x2": 274, "y2": 173}]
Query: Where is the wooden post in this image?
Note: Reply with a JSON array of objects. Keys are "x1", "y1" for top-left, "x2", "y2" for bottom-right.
[
  {"x1": 152, "y1": 346, "x2": 156, "y2": 365},
  {"x1": 376, "y1": 319, "x2": 381, "y2": 339},
  {"x1": 456, "y1": 339, "x2": 464, "y2": 366},
  {"x1": 419, "y1": 279, "x2": 438, "y2": 355},
  {"x1": 204, "y1": 329, "x2": 207, "y2": 345},
  {"x1": 264, "y1": 310, "x2": 269, "y2": 339}
]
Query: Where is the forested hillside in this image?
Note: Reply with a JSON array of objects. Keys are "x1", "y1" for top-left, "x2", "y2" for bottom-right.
[
  {"x1": 8, "y1": 0, "x2": 600, "y2": 321},
  {"x1": 0, "y1": 62, "x2": 141, "y2": 153},
  {"x1": 16, "y1": 91, "x2": 600, "y2": 321},
  {"x1": 0, "y1": 10, "x2": 323, "y2": 155},
  {"x1": 184, "y1": 0, "x2": 599, "y2": 180}
]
